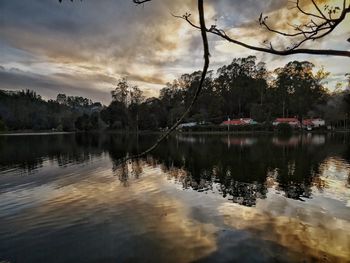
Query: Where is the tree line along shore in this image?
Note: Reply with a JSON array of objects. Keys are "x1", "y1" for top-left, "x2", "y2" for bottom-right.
[{"x1": 0, "y1": 56, "x2": 349, "y2": 133}]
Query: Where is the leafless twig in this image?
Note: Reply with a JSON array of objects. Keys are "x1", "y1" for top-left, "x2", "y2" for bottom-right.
[
  {"x1": 175, "y1": 0, "x2": 350, "y2": 57},
  {"x1": 258, "y1": 0, "x2": 350, "y2": 51},
  {"x1": 133, "y1": 0, "x2": 152, "y2": 4}
]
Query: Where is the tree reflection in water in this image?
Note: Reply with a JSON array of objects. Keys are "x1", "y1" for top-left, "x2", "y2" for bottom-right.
[
  {"x1": 0, "y1": 132, "x2": 349, "y2": 207},
  {"x1": 107, "y1": 133, "x2": 349, "y2": 207},
  {"x1": 113, "y1": 158, "x2": 143, "y2": 187}
]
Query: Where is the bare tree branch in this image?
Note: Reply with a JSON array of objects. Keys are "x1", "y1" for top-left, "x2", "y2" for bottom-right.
[
  {"x1": 292, "y1": 0, "x2": 324, "y2": 19},
  {"x1": 259, "y1": 0, "x2": 350, "y2": 53},
  {"x1": 132, "y1": 0, "x2": 152, "y2": 4},
  {"x1": 311, "y1": 0, "x2": 328, "y2": 20},
  {"x1": 58, "y1": 0, "x2": 82, "y2": 2},
  {"x1": 59, "y1": 0, "x2": 349, "y2": 57},
  {"x1": 176, "y1": 1, "x2": 350, "y2": 58}
]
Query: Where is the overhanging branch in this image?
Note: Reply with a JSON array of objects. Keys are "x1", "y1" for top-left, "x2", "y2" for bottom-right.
[
  {"x1": 259, "y1": 0, "x2": 350, "y2": 51},
  {"x1": 132, "y1": 0, "x2": 152, "y2": 4},
  {"x1": 175, "y1": 12, "x2": 350, "y2": 57}
]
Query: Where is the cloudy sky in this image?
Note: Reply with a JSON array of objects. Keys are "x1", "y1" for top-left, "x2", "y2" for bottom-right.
[{"x1": 1, "y1": 0, "x2": 349, "y2": 104}]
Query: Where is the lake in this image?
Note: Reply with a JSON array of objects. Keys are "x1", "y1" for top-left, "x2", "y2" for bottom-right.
[{"x1": 0, "y1": 133, "x2": 349, "y2": 262}]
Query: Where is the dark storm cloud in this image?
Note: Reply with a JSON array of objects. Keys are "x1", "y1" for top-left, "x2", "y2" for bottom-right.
[
  {"x1": 0, "y1": 0, "x2": 202, "y2": 102},
  {"x1": 0, "y1": 0, "x2": 193, "y2": 65},
  {"x1": 0, "y1": 0, "x2": 349, "y2": 102},
  {"x1": 0, "y1": 67, "x2": 111, "y2": 104}
]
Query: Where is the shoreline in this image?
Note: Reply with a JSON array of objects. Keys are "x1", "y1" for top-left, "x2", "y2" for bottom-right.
[
  {"x1": 176, "y1": 130, "x2": 350, "y2": 135},
  {"x1": 0, "y1": 131, "x2": 75, "y2": 136},
  {"x1": 0, "y1": 129, "x2": 349, "y2": 136}
]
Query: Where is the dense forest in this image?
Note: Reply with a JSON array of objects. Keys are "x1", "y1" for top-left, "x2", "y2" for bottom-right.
[
  {"x1": 0, "y1": 90, "x2": 103, "y2": 132},
  {"x1": 98, "y1": 57, "x2": 350, "y2": 131},
  {"x1": 0, "y1": 56, "x2": 349, "y2": 132}
]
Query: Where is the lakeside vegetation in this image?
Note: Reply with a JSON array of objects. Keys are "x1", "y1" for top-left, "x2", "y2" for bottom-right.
[
  {"x1": 0, "y1": 57, "x2": 349, "y2": 133},
  {"x1": 0, "y1": 90, "x2": 103, "y2": 132}
]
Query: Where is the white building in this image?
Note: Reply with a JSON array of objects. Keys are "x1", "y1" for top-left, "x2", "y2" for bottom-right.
[{"x1": 178, "y1": 122, "x2": 197, "y2": 129}]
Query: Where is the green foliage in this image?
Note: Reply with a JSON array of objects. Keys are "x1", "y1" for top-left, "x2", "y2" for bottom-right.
[
  {"x1": 0, "y1": 118, "x2": 7, "y2": 132},
  {"x1": 0, "y1": 90, "x2": 102, "y2": 131},
  {"x1": 75, "y1": 113, "x2": 99, "y2": 131},
  {"x1": 320, "y1": 88, "x2": 350, "y2": 128},
  {"x1": 271, "y1": 61, "x2": 328, "y2": 119},
  {"x1": 61, "y1": 115, "x2": 76, "y2": 132},
  {"x1": 100, "y1": 101, "x2": 128, "y2": 129},
  {"x1": 101, "y1": 78, "x2": 146, "y2": 130}
]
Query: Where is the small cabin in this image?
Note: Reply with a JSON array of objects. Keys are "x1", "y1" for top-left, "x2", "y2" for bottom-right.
[
  {"x1": 177, "y1": 122, "x2": 198, "y2": 129},
  {"x1": 221, "y1": 118, "x2": 257, "y2": 126},
  {"x1": 272, "y1": 118, "x2": 300, "y2": 127},
  {"x1": 302, "y1": 118, "x2": 325, "y2": 128}
]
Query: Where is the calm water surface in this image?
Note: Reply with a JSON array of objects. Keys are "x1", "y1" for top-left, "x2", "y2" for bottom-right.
[{"x1": 0, "y1": 133, "x2": 349, "y2": 263}]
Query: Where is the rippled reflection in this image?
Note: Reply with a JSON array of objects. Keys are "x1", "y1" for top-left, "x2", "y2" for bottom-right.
[
  {"x1": 136, "y1": 134, "x2": 350, "y2": 206},
  {"x1": 0, "y1": 133, "x2": 349, "y2": 262}
]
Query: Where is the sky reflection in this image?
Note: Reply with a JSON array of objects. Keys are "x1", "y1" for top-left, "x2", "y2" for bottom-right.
[{"x1": 0, "y1": 133, "x2": 349, "y2": 262}]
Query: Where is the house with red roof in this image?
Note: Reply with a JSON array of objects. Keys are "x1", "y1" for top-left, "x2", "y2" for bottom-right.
[
  {"x1": 302, "y1": 119, "x2": 314, "y2": 127},
  {"x1": 221, "y1": 118, "x2": 257, "y2": 126},
  {"x1": 272, "y1": 118, "x2": 300, "y2": 127},
  {"x1": 302, "y1": 118, "x2": 325, "y2": 128}
]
